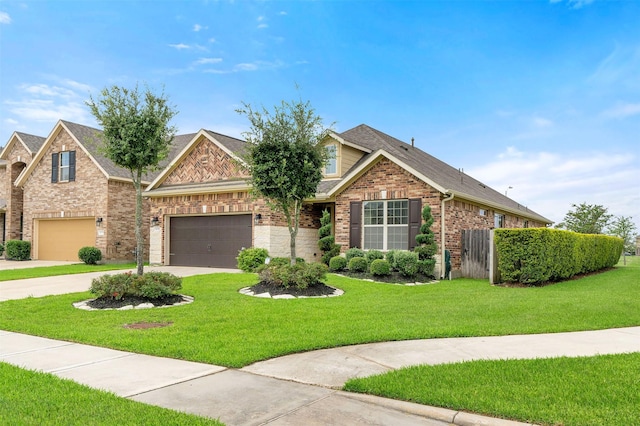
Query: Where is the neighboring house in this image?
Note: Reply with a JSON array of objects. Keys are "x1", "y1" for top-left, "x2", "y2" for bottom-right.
[
  {"x1": 145, "y1": 124, "x2": 551, "y2": 275},
  {"x1": 0, "y1": 131, "x2": 47, "y2": 244},
  {"x1": 2, "y1": 119, "x2": 194, "y2": 261}
]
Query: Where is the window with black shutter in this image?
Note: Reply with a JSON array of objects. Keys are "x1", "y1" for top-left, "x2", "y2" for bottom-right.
[{"x1": 51, "y1": 150, "x2": 76, "y2": 183}]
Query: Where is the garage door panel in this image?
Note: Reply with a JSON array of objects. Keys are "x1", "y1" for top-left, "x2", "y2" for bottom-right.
[
  {"x1": 38, "y1": 219, "x2": 96, "y2": 261},
  {"x1": 169, "y1": 215, "x2": 252, "y2": 268}
]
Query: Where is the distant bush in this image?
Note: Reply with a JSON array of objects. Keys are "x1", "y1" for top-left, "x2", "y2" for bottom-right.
[
  {"x1": 329, "y1": 256, "x2": 347, "y2": 272},
  {"x1": 78, "y1": 246, "x2": 102, "y2": 265},
  {"x1": 90, "y1": 271, "x2": 182, "y2": 300},
  {"x1": 5, "y1": 240, "x2": 30, "y2": 261},
  {"x1": 345, "y1": 248, "x2": 365, "y2": 262},
  {"x1": 369, "y1": 259, "x2": 391, "y2": 276},
  {"x1": 365, "y1": 250, "x2": 385, "y2": 264},
  {"x1": 348, "y1": 256, "x2": 368, "y2": 273},
  {"x1": 237, "y1": 247, "x2": 269, "y2": 272},
  {"x1": 395, "y1": 251, "x2": 419, "y2": 277}
]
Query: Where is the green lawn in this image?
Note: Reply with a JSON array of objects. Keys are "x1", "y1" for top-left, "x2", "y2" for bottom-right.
[
  {"x1": 0, "y1": 362, "x2": 223, "y2": 426},
  {"x1": 0, "y1": 258, "x2": 638, "y2": 368},
  {"x1": 0, "y1": 263, "x2": 138, "y2": 282},
  {"x1": 344, "y1": 353, "x2": 640, "y2": 426}
]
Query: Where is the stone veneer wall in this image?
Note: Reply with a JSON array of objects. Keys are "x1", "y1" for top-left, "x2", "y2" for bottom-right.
[{"x1": 254, "y1": 226, "x2": 321, "y2": 263}]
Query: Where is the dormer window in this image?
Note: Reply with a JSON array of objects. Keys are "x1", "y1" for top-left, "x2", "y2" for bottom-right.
[
  {"x1": 51, "y1": 151, "x2": 76, "y2": 183},
  {"x1": 324, "y1": 144, "x2": 337, "y2": 175}
]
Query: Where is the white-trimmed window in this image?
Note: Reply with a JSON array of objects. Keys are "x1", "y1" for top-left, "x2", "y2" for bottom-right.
[
  {"x1": 51, "y1": 150, "x2": 75, "y2": 183},
  {"x1": 59, "y1": 151, "x2": 70, "y2": 182},
  {"x1": 324, "y1": 144, "x2": 337, "y2": 175},
  {"x1": 363, "y1": 200, "x2": 408, "y2": 250},
  {"x1": 494, "y1": 213, "x2": 505, "y2": 228}
]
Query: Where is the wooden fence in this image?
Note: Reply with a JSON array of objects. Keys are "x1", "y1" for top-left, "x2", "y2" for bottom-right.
[{"x1": 461, "y1": 229, "x2": 491, "y2": 279}]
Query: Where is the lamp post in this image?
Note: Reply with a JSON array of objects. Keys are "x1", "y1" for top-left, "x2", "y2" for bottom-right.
[{"x1": 505, "y1": 186, "x2": 513, "y2": 196}]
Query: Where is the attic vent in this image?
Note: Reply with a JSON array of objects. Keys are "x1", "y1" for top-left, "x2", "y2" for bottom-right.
[{"x1": 400, "y1": 145, "x2": 408, "y2": 151}]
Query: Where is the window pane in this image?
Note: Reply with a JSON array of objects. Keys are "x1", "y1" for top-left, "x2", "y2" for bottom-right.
[
  {"x1": 387, "y1": 200, "x2": 408, "y2": 225},
  {"x1": 364, "y1": 226, "x2": 384, "y2": 250},
  {"x1": 388, "y1": 226, "x2": 408, "y2": 250},
  {"x1": 364, "y1": 201, "x2": 384, "y2": 225},
  {"x1": 325, "y1": 145, "x2": 337, "y2": 174},
  {"x1": 60, "y1": 152, "x2": 70, "y2": 167}
]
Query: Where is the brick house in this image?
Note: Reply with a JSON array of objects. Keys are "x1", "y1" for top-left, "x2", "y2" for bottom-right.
[
  {"x1": 145, "y1": 124, "x2": 551, "y2": 275},
  {"x1": 3, "y1": 119, "x2": 194, "y2": 261}
]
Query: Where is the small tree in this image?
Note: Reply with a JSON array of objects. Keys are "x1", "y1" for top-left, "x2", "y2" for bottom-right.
[
  {"x1": 318, "y1": 209, "x2": 341, "y2": 265},
  {"x1": 414, "y1": 204, "x2": 438, "y2": 276},
  {"x1": 608, "y1": 216, "x2": 637, "y2": 265},
  {"x1": 555, "y1": 202, "x2": 612, "y2": 234},
  {"x1": 237, "y1": 98, "x2": 330, "y2": 265},
  {"x1": 87, "y1": 84, "x2": 177, "y2": 275}
]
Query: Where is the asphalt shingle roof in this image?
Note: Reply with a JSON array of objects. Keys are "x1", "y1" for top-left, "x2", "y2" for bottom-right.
[
  {"x1": 15, "y1": 132, "x2": 46, "y2": 153},
  {"x1": 323, "y1": 124, "x2": 551, "y2": 223}
]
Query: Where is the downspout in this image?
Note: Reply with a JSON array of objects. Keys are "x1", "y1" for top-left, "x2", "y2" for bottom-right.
[{"x1": 440, "y1": 192, "x2": 454, "y2": 279}]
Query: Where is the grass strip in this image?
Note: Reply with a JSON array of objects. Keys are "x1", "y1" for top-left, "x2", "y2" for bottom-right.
[
  {"x1": 0, "y1": 259, "x2": 638, "y2": 367},
  {"x1": 343, "y1": 352, "x2": 640, "y2": 426},
  {"x1": 0, "y1": 362, "x2": 223, "y2": 425},
  {"x1": 0, "y1": 263, "x2": 139, "y2": 281}
]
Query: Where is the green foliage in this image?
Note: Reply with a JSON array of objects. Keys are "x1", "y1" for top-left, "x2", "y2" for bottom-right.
[
  {"x1": 385, "y1": 249, "x2": 401, "y2": 270},
  {"x1": 329, "y1": 255, "x2": 347, "y2": 272},
  {"x1": 318, "y1": 209, "x2": 341, "y2": 264},
  {"x1": 418, "y1": 259, "x2": 436, "y2": 277},
  {"x1": 494, "y1": 228, "x2": 623, "y2": 284},
  {"x1": 555, "y1": 202, "x2": 613, "y2": 234},
  {"x1": 395, "y1": 251, "x2": 419, "y2": 277},
  {"x1": 608, "y1": 215, "x2": 637, "y2": 254},
  {"x1": 258, "y1": 262, "x2": 328, "y2": 289},
  {"x1": 238, "y1": 97, "x2": 330, "y2": 263},
  {"x1": 89, "y1": 271, "x2": 182, "y2": 300},
  {"x1": 87, "y1": 84, "x2": 178, "y2": 276},
  {"x1": 78, "y1": 246, "x2": 102, "y2": 265},
  {"x1": 414, "y1": 205, "x2": 437, "y2": 261},
  {"x1": 348, "y1": 256, "x2": 368, "y2": 273},
  {"x1": 237, "y1": 247, "x2": 270, "y2": 272},
  {"x1": 345, "y1": 248, "x2": 365, "y2": 262},
  {"x1": 5, "y1": 240, "x2": 31, "y2": 261},
  {"x1": 369, "y1": 259, "x2": 391, "y2": 276},
  {"x1": 268, "y1": 257, "x2": 305, "y2": 268},
  {"x1": 365, "y1": 249, "x2": 385, "y2": 264},
  {"x1": 0, "y1": 242, "x2": 4, "y2": 256}
]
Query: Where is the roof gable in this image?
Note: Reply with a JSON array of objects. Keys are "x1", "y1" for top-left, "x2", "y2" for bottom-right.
[
  {"x1": 147, "y1": 129, "x2": 247, "y2": 190},
  {"x1": 0, "y1": 132, "x2": 46, "y2": 161}
]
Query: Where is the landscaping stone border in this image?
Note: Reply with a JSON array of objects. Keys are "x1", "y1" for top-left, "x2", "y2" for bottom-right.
[
  {"x1": 73, "y1": 295, "x2": 194, "y2": 311},
  {"x1": 238, "y1": 286, "x2": 344, "y2": 299}
]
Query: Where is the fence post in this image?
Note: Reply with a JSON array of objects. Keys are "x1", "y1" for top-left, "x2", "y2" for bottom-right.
[{"x1": 489, "y1": 230, "x2": 500, "y2": 284}]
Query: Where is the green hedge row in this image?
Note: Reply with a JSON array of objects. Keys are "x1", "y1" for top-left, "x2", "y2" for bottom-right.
[{"x1": 494, "y1": 228, "x2": 623, "y2": 284}]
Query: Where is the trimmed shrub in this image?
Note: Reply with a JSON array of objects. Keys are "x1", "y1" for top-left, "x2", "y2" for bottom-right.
[
  {"x1": 494, "y1": 228, "x2": 623, "y2": 285},
  {"x1": 385, "y1": 249, "x2": 401, "y2": 270},
  {"x1": 369, "y1": 259, "x2": 391, "y2": 276},
  {"x1": 5, "y1": 240, "x2": 31, "y2": 261},
  {"x1": 268, "y1": 257, "x2": 305, "y2": 267},
  {"x1": 258, "y1": 262, "x2": 327, "y2": 289},
  {"x1": 348, "y1": 256, "x2": 368, "y2": 273},
  {"x1": 414, "y1": 205, "x2": 438, "y2": 261},
  {"x1": 329, "y1": 255, "x2": 347, "y2": 272},
  {"x1": 365, "y1": 249, "x2": 385, "y2": 264},
  {"x1": 345, "y1": 248, "x2": 365, "y2": 262},
  {"x1": 78, "y1": 246, "x2": 102, "y2": 265},
  {"x1": 90, "y1": 271, "x2": 182, "y2": 300},
  {"x1": 0, "y1": 243, "x2": 4, "y2": 257},
  {"x1": 237, "y1": 247, "x2": 269, "y2": 272},
  {"x1": 318, "y1": 209, "x2": 341, "y2": 265},
  {"x1": 395, "y1": 251, "x2": 419, "y2": 277},
  {"x1": 418, "y1": 258, "x2": 436, "y2": 277}
]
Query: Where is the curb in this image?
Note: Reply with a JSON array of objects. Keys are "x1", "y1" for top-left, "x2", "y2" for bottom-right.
[{"x1": 339, "y1": 391, "x2": 538, "y2": 426}]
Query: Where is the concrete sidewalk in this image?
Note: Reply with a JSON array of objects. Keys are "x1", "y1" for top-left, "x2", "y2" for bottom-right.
[
  {"x1": 0, "y1": 264, "x2": 239, "y2": 301},
  {"x1": 3, "y1": 328, "x2": 639, "y2": 425}
]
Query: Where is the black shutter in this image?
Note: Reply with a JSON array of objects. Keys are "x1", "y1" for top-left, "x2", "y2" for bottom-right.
[
  {"x1": 408, "y1": 198, "x2": 422, "y2": 250},
  {"x1": 51, "y1": 153, "x2": 58, "y2": 183},
  {"x1": 349, "y1": 201, "x2": 362, "y2": 248},
  {"x1": 68, "y1": 151, "x2": 76, "y2": 182}
]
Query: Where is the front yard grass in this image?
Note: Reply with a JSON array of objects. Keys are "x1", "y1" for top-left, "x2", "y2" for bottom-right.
[
  {"x1": 0, "y1": 260, "x2": 638, "y2": 368},
  {"x1": 0, "y1": 263, "x2": 138, "y2": 282},
  {"x1": 0, "y1": 362, "x2": 223, "y2": 426},
  {"x1": 344, "y1": 352, "x2": 640, "y2": 426}
]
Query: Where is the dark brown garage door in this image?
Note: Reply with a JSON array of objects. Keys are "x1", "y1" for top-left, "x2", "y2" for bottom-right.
[{"x1": 169, "y1": 215, "x2": 252, "y2": 268}]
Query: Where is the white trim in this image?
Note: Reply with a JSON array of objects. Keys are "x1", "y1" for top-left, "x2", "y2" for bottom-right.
[{"x1": 327, "y1": 132, "x2": 372, "y2": 154}]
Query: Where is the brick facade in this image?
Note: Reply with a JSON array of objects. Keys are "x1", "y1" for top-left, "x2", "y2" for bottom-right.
[
  {"x1": 21, "y1": 126, "x2": 144, "y2": 261},
  {"x1": 3, "y1": 141, "x2": 33, "y2": 240}
]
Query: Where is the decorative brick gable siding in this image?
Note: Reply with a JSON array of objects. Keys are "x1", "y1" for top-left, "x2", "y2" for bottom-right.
[{"x1": 162, "y1": 136, "x2": 248, "y2": 185}]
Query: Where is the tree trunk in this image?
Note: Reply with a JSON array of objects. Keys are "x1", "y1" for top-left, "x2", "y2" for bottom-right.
[{"x1": 134, "y1": 170, "x2": 144, "y2": 276}]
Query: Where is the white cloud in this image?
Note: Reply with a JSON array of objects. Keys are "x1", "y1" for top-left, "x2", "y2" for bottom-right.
[
  {"x1": 208, "y1": 37, "x2": 216, "y2": 44},
  {"x1": 257, "y1": 23, "x2": 268, "y2": 29},
  {"x1": 279, "y1": 11, "x2": 287, "y2": 16},
  {"x1": 168, "y1": 43, "x2": 191, "y2": 50},
  {"x1": 532, "y1": 116, "x2": 553, "y2": 128},
  {"x1": 235, "y1": 63, "x2": 258, "y2": 71},
  {"x1": 194, "y1": 57, "x2": 223, "y2": 65},
  {"x1": 550, "y1": 0, "x2": 595, "y2": 8},
  {"x1": 193, "y1": 24, "x2": 204, "y2": 32},
  {"x1": 0, "y1": 11, "x2": 11, "y2": 24},
  {"x1": 602, "y1": 102, "x2": 640, "y2": 119},
  {"x1": 466, "y1": 147, "x2": 639, "y2": 227}
]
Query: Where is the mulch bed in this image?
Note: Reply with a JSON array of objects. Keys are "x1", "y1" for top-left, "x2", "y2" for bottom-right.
[
  {"x1": 87, "y1": 294, "x2": 187, "y2": 309},
  {"x1": 248, "y1": 281, "x2": 337, "y2": 297}
]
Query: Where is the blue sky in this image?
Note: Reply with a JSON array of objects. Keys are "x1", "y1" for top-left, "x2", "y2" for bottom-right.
[{"x1": 1, "y1": 0, "x2": 638, "y2": 230}]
